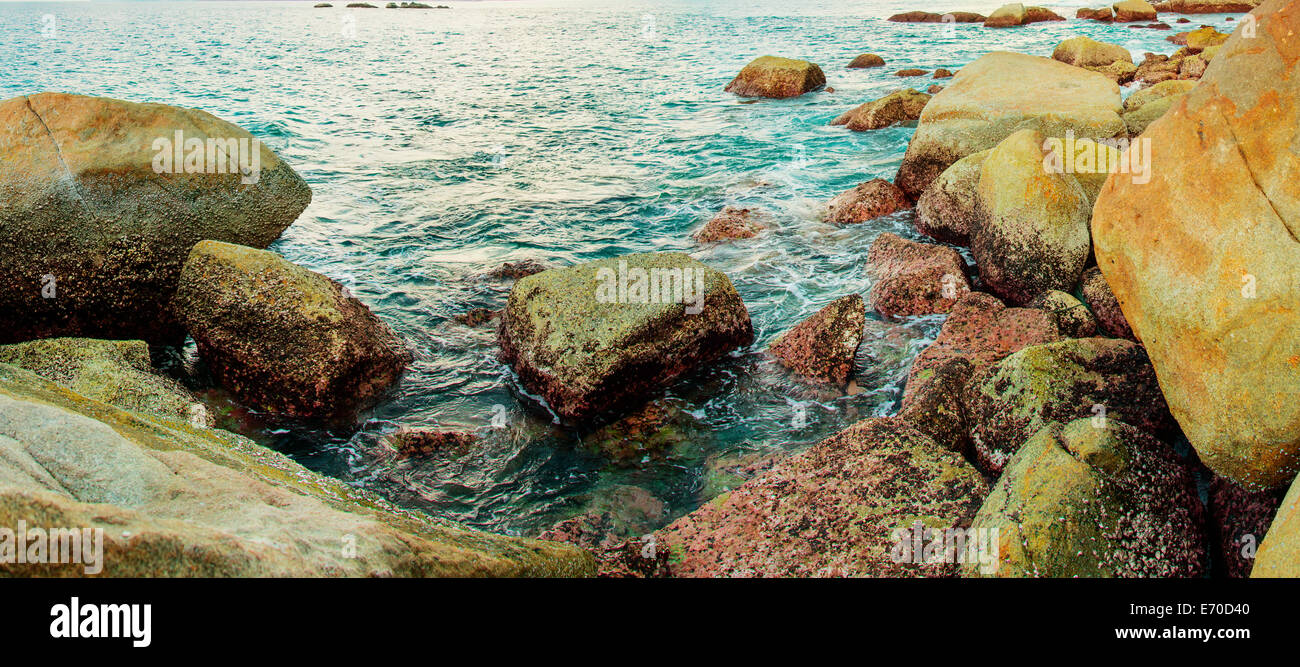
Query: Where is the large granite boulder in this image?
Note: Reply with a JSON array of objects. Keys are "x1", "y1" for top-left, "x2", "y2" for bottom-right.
[
  {"x1": 172, "y1": 241, "x2": 410, "y2": 421},
  {"x1": 1112, "y1": 0, "x2": 1159, "y2": 22},
  {"x1": 0, "y1": 93, "x2": 310, "y2": 345},
  {"x1": 1053, "y1": 36, "x2": 1133, "y2": 68},
  {"x1": 768, "y1": 294, "x2": 865, "y2": 385},
  {"x1": 0, "y1": 363, "x2": 592, "y2": 576},
  {"x1": 894, "y1": 52, "x2": 1125, "y2": 199},
  {"x1": 497, "y1": 252, "x2": 753, "y2": 421},
  {"x1": 1253, "y1": 473, "x2": 1300, "y2": 577},
  {"x1": 966, "y1": 419, "x2": 1207, "y2": 577},
  {"x1": 1091, "y1": 0, "x2": 1300, "y2": 489},
  {"x1": 966, "y1": 337, "x2": 1173, "y2": 474},
  {"x1": 867, "y1": 232, "x2": 970, "y2": 317},
  {"x1": 829, "y1": 89, "x2": 930, "y2": 131},
  {"x1": 972, "y1": 129, "x2": 1092, "y2": 305},
  {"x1": 653, "y1": 418, "x2": 987, "y2": 577},
  {"x1": 914, "y1": 148, "x2": 989, "y2": 246},
  {"x1": 724, "y1": 56, "x2": 826, "y2": 99}
]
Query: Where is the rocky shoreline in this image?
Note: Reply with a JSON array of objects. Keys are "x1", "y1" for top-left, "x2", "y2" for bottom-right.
[{"x1": 1, "y1": 0, "x2": 1295, "y2": 577}]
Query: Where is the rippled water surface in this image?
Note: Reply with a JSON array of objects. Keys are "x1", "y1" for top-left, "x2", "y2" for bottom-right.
[{"x1": 0, "y1": 0, "x2": 1245, "y2": 537}]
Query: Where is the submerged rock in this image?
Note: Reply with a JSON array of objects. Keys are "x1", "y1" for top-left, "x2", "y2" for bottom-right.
[
  {"x1": 693, "y1": 206, "x2": 765, "y2": 243},
  {"x1": 847, "y1": 53, "x2": 886, "y2": 68},
  {"x1": 1091, "y1": 0, "x2": 1300, "y2": 490},
  {"x1": 172, "y1": 240, "x2": 410, "y2": 420},
  {"x1": 724, "y1": 56, "x2": 826, "y2": 99},
  {"x1": 914, "y1": 148, "x2": 989, "y2": 246},
  {"x1": 894, "y1": 68, "x2": 928, "y2": 77},
  {"x1": 967, "y1": 337, "x2": 1173, "y2": 475},
  {"x1": 894, "y1": 52, "x2": 1125, "y2": 199},
  {"x1": 482, "y1": 259, "x2": 550, "y2": 281},
  {"x1": 388, "y1": 429, "x2": 480, "y2": 458},
  {"x1": 824, "y1": 179, "x2": 911, "y2": 223},
  {"x1": 654, "y1": 417, "x2": 987, "y2": 577},
  {"x1": 867, "y1": 232, "x2": 970, "y2": 317},
  {"x1": 768, "y1": 294, "x2": 865, "y2": 385},
  {"x1": 497, "y1": 252, "x2": 752, "y2": 421},
  {"x1": 0, "y1": 338, "x2": 203, "y2": 424},
  {"x1": 972, "y1": 129, "x2": 1092, "y2": 305},
  {"x1": 0, "y1": 363, "x2": 593, "y2": 576},
  {"x1": 0, "y1": 92, "x2": 311, "y2": 345},
  {"x1": 967, "y1": 419, "x2": 1207, "y2": 578},
  {"x1": 454, "y1": 307, "x2": 498, "y2": 327},
  {"x1": 829, "y1": 89, "x2": 930, "y2": 131}
]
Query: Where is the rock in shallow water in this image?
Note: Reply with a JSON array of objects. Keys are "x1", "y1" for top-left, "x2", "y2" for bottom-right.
[
  {"x1": 1091, "y1": 0, "x2": 1300, "y2": 490},
  {"x1": 847, "y1": 53, "x2": 885, "y2": 68},
  {"x1": 824, "y1": 179, "x2": 911, "y2": 223},
  {"x1": 693, "y1": 206, "x2": 765, "y2": 243},
  {"x1": 724, "y1": 56, "x2": 826, "y2": 99},
  {"x1": 867, "y1": 232, "x2": 970, "y2": 317},
  {"x1": 966, "y1": 419, "x2": 1207, "y2": 578},
  {"x1": 0, "y1": 92, "x2": 311, "y2": 345},
  {"x1": 0, "y1": 363, "x2": 592, "y2": 576},
  {"x1": 173, "y1": 240, "x2": 411, "y2": 421},
  {"x1": 829, "y1": 89, "x2": 930, "y2": 131},
  {"x1": 653, "y1": 417, "x2": 987, "y2": 577},
  {"x1": 768, "y1": 294, "x2": 865, "y2": 385},
  {"x1": 497, "y1": 252, "x2": 753, "y2": 421}
]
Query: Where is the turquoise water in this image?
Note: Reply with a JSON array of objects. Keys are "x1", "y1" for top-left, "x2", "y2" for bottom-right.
[{"x1": 0, "y1": 1, "x2": 1245, "y2": 538}]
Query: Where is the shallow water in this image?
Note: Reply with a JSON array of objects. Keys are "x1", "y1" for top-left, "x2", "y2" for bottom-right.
[{"x1": 0, "y1": 0, "x2": 1246, "y2": 538}]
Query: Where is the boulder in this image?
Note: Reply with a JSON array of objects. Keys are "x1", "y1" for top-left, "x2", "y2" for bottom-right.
[
  {"x1": 984, "y1": 3, "x2": 1026, "y2": 26},
  {"x1": 1112, "y1": 0, "x2": 1159, "y2": 21},
  {"x1": 768, "y1": 294, "x2": 865, "y2": 385},
  {"x1": 497, "y1": 252, "x2": 753, "y2": 421},
  {"x1": 0, "y1": 363, "x2": 593, "y2": 576},
  {"x1": 830, "y1": 89, "x2": 930, "y2": 131},
  {"x1": 972, "y1": 129, "x2": 1092, "y2": 305},
  {"x1": 1252, "y1": 473, "x2": 1300, "y2": 577},
  {"x1": 914, "y1": 148, "x2": 989, "y2": 246},
  {"x1": 0, "y1": 338, "x2": 203, "y2": 425},
  {"x1": 1124, "y1": 79, "x2": 1197, "y2": 111},
  {"x1": 933, "y1": 69, "x2": 955, "y2": 78},
  {"x1": 172, "y1": 241, "x2": 411, "y2": 420},
  {"x1": 898, "y1": 356, "x2": 973, "y2": 453},
  {"x1": 824, "y1": 179, "x2": 911, "y2": 223},
  {"x1": 847, "y1": 53, "x2": 886, "y2": 68},
  {"x1": 1078, "y1": 7, "x2": 1115, "y2": 21},
  {"x1": 724, "y1": 56, "x2": 826, "y2": 99},
  {"x1": 895, "y1": 68, "x2": 929, "y2": 77},
  {"x1": 387, "y1": 429, "x2": 479, "y2": 458},
  {"x1": 1053, "y1": 36, "x2": 1133, "y2": 68},
  {"x1": 1028, "y1": 290, "x2": 1097, "y2": 337},
  {"x1": 1210, "y1": 475, "x2": 1285, "y2": 577},
  {"x1": 1123, "y1": 94, "x2": 1179, "y2": 135},
  {"x1": 481, "y1": 259, "x2": 550, "y2": 281},
  {"x1": 866, "y1": 232, "x2": 970, "y2": 317},
  {"x1": 966, "y1": 337, "x2": 1174, "y2": 474},
  {"x1": 1085, "y1": 60, "x2": 1138, "y2": 84},
  {"x1": 693, "y1": 206, "x2": 765, "y2": 243},
  {"x1": 0, "y1": 92, "x2": 311, "y2": 345},
  {"x1": 1165, "y1": 0, "x2": 1262, "y2": 12},
  {"x1": 1168, "y1": 26, "x2": 1230, "y2": 52},
  {"x1": 1080, "y1": 266, "x2": 1136, "y2": 340},
  {"x1": 1091, "y1": 0, "x2": 1300, "y2": 489},
  {"x1": 653, "y1": 418, "x2": 987, "y2": 577},
  {"x1": 894, "y1": 52, "x2": 1125, "y2": 200},
  {"x1": 966, "y1": 419, "x2": 1207, "y2": 577},
  {"x1": 888, "y1": 11, "x2": 943, "y2": 22}
]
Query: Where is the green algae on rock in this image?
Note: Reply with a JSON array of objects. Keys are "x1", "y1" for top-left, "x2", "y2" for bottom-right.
[
  {"x1": 966, "y1": 337, "x2": 1173, "y2": 475},
  {"x1": 653, "y1": 417, "x2": 987, "y2": 577},
  {"x1": 0, "y1": 337, "x2": 204, "y2": 424},
  {"x1": 724, "y1": 56, "x2": 826, "y2": 99},
  {"x1": 1027, "y1": 289, "x2": 1097, "y2": 338},
  {"x1": 0, "y1": 92, "x2": 310, "y2": 345},
  {"x1": 497, "y1": 252, "x2": 753, "y2": 422},
  {"x1": 0, "y1": 362, "x2": 594, "y2": 577},
  {"x1": 966, "y1": 419, "x2": 1206, "y2": 578},
  {"x1": 172, "y1": 240, "x2": 411, "y2": 421}
]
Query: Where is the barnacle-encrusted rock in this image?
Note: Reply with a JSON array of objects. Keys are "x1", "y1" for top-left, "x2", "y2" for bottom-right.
[{"x1": 768, "y1": 294, "x2": 865, "y2": 385}]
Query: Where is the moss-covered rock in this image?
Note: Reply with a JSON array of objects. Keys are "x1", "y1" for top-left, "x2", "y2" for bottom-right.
[
  {"x1": 0, "y1": 362, "x2": 594, "y2": 576},
  {"x1": 967, "y1": 337, "x2": 1173, "y2": 474},
  {"x1": 0, "y1": 93, "x2": 310, "y2": 345},
  {"x1": 972, "y1": 129, "x2": 1092, "y2": 305},
  {"x1": 1122, "y1": 94, "x2": 1178, "y2": 135},
  {"x1": 497, "y1": 252, "x2": 753, "y2": 421},
  {"x1": 1124, "y1": 79, "x2": 1196, "y2": 112},
  {"x1": 1113, "y1": 0, "x2": 1159, "y2": 21},
  {"x1": 654, "y1": 417, "x2": 987, "y2": 577},
  {"x1": 1080, "y1": 266, "x2": 1136, "y2": 340},
  {"x1": 1028, "y1": 290, "x2": 1097, "y2": 338},
  {"x1": 966, "y1": 419, "x2": 1206, "y2": 577},
  {"x1": 768, "y1": 294, "x2": 865, "y2": 385},
  {"x1": 914, "y1": 148, "x2": 989, "y2": 246},
  {"x1": 724, "y1": 56, "x2": 826, "y2": 99},
  {"x1": 1053, "y1": 36, "x2": 1133, "y2": 68},
  {"x1": 829, "y1": 89, "x2": 930, "y2": 132},
  {"x1": 172, "y1": 240, "x2": 410, "y2": 420},
  {"x1": 0, "y1": 338, "x2": 202, "y2": 424}
]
